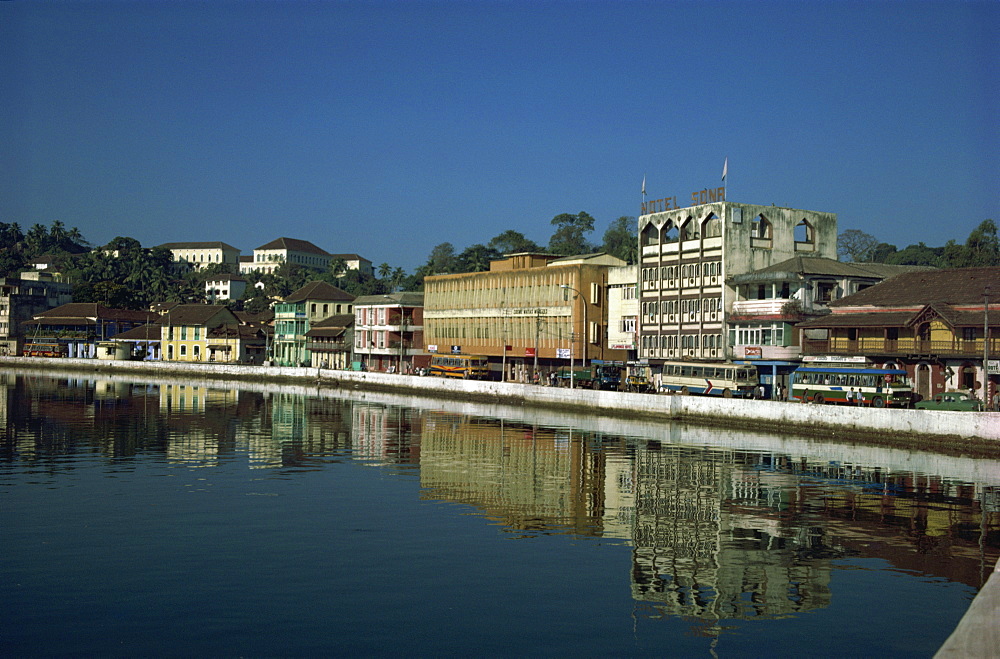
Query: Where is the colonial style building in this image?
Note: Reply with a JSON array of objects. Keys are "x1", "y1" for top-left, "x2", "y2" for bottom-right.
[
  {"x1": 0, "y1": 272, "x2": 73, "y2": 356},
  {"x1": 159, "y1": 305, "x2": 240, "y2": 363},
  {"x1": 797, "y1": 266, "x2": 1000, "y2": 403},
  {"x1": 637, "y1": 201, "x2": 837, "y2": 375},
  {"x1": 158, "y1": 241, "x2": 241, "y2": 273},
  {"x1": 23, "y1": 303, "x2": 159, "y2": 358},
  {"x1": 304, "y1": 314, "x2": 354, "y2": 369},
  {"x1": 272, "y1": 281, "x2": 354, "y2": 366},
  {"x1": 423, "y1": 252, "x2": 629, "y2": 381},
  {"x1": 726, "y1": 257, "x2": 927, "y2": 392},
  {"x1": 244, "y1": 237, "x2": 333, "y2": 275},
  {"x1": 353, "y1": 292, "x2": 427, "y2": 373}
]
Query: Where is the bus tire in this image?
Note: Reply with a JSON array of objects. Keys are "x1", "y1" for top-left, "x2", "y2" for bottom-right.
[
  {"x1": 723, "y1": 388, "x2": 732, "y2": 398},
  {"x1": 813, "y1": 393, "x2": 825, "y2": 404},
  {"x1": 872, "y1": 396, "x2": 885, "y2": 408},
  {"x1": 681, "y1": 386, "x2": 689, "y2": 396}
]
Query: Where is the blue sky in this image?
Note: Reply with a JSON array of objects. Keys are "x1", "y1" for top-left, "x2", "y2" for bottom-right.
[{"x1": 3, "y1": 0, "x2": 997, "y2": 273}]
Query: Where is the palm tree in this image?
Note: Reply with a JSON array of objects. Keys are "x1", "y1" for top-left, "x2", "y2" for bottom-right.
[{"x1": 377, "y1": 262, "x2": 392, "y2": 280}]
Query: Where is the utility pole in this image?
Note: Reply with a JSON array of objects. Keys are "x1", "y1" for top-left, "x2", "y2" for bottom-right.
[{"x1": 985, "y1": 286, "x2": 991, "y2": 407}]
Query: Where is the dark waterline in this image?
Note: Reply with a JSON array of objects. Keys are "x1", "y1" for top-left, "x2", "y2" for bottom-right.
[{"x1": 2, "y1": 373, "x2": 998, "y2": 657}]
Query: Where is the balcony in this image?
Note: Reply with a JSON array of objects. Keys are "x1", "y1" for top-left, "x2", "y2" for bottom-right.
[
  {"x1": 731, "y1": 299, "x2": 788, "y2": 316},
  {"x1": 803, "y1": 337, "x2": 1000, "y2": 358}
]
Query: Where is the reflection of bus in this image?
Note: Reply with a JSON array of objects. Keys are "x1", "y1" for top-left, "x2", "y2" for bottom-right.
[
  {"x1": 790, "y1": 366, "x2": 912, "y2": 407},
  {"x1": 429, "y1": 354, "x2": 490, "y2": 379},
  {"x1": 658, "y1": 361, "x2": 757, "y2": 397},
  {"x1": 22, "y1": 342, "x2": 67, "y2": 357}
]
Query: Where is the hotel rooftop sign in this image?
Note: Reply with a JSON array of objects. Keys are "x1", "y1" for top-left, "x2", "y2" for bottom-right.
[{"x1": 642, "y1": 186, "x2": 726, "y2": 215}]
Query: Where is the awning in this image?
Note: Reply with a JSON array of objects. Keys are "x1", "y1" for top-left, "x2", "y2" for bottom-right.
[{"x1": 207, "y1": 344, "x2": 233, "y2": 351}]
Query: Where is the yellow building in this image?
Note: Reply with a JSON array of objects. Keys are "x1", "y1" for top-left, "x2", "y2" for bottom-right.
[
  {"x1": 424, "y1": 253, "x2": 628, "y2": 380},
  {"x1": 160, "y1": 304, "x2": 240, "y2": 363}
]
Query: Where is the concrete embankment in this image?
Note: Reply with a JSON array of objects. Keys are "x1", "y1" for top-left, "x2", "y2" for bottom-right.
[
  {"x1": 936, "y1": 559, "x2": 1000, "y2": 658},
  {"x1": 2, "y1": 356, "x2": 998, "y2": 447}
]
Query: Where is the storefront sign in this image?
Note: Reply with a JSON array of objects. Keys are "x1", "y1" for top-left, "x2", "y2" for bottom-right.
[
  {"x1": 557, "y1": 348, "x2": 571, "y2": 359},
  {"x1": 525, "y1": 348, "x2": 536, "y2": 357},
  {"x1": 744, "y1": 346, "x2": 762, "y2": 358},
  {"x1": 427, "y1": 344, "x2": 438, "y2": 353},
  {"x1": 610, "y1": 343, "x2": 635, "y2": 350},
  {"x1": 451, "y1": 345, "x2": 461, "y2": 354}
]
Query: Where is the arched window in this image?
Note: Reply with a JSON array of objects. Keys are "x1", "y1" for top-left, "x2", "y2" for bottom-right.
[
  {"x1": 702, "y1": 213, "x2": 722, "y2": 238},
  {"x1": 663, "y1": 222, "x2": 679, "y2": 243},
  {"x1": 795, "y1": 219, "x2": 814, "y2": 244},
  {"x1": 751, "y1": 215, "x2": 772, "y2": 240},
  {"x1": 640, "y1": 223, "x2": 660, "y2": 247},
  {"x1": 679, "y1": 218, "x2": 697, "y2": 241}
]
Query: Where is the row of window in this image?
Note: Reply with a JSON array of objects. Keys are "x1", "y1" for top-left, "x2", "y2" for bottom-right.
[
  {"x1": 729, "y1": 323, "x2": 787, "y2": 347},
  {"x1": 166, "y1": 326, "x2": 201, "y2": 340},
  {"x1": 640, "y1": 334, "x2": 725, "y2": 350},
  {"x1": 641, "y1": 261, "x2": 722, "y2": 282},
  {"x1": 642, "y1": 297, "x2": 722, "y2": 320}
]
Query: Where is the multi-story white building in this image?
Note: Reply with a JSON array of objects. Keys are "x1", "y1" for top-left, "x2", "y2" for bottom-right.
[
  {"x1": 245, "y1": 237, "x2": 333, "y2": 275},
  {"x1": 637, "y1": 201, "x2": 837, "y2": 371},
  {"x1": 0, "y1": 272, "x2": 74, "y2": 355},
  {"x1": 606, "y1": 265, "x2": 638, "y2": 359},
  {"x1": 205, "y1": 273, "x2": 249, "y2": 302},
  {"x1": 158, "y1": 242, "x2": 241, "y2": 273}
]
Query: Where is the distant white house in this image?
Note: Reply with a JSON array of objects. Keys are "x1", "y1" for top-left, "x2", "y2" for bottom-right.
[
  {"x1": 158, "y1": 241, "x2": 241, "y2": 273},
  {"x1": 205, "y1": 273, "x2": 248, "y2": 302},
  {"x1": 329, "y1": 253, "x2": 374, "y2": 277}
]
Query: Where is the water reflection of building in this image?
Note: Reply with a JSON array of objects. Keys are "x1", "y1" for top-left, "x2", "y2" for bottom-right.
[
  {"x1": 627, "y1": 445, "x2": 834, "y2": 622},
  {"x1": 351, "y1": 403, "x2": 420, "y2": 466},
  {"x1": 416, "y1": 414, "x2": 605, "y2": 534},
  {"x1": 250, "y1": 392, "x2": 356, "y2": 469}
]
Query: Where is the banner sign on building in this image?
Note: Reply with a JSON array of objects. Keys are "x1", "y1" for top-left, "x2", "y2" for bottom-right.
[
  {"x1": 451, "y1": 345, "x2": 461, "y2": 354},
  {"x1": 427, "y1": 344, "x2": 438, "y2": 353},
  {"x1": 557, "y1": 348, "x2": 571, "y2": 359},
  {"x1": 525, "y1": 348, "x2": 535, "y2": 357},
  {"x1": 744, "y1": 346, "x2": 762, "y2": 358}
]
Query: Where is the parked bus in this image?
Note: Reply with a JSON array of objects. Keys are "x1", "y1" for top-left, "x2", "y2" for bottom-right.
[
  {"x1": 790, "y1": 366, "x2": 912, "y2": 407},
  {"x1": 658, "y1": 361, "x2": 757, "y2": 397},
  {"x1": 429, "y1": 354, "x2": 490, "y2": 380},
  {"x1": 22, "y1": 342, "x2": 67, "y2": 358}
]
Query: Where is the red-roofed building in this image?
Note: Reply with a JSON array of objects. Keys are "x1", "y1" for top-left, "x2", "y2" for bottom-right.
[{"x1": 797, "y1": 266, "x2": 1000, "y2": 403}]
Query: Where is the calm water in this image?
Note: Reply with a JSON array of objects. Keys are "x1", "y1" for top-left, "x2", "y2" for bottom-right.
[{"x1": 2, "y1": 371, "x2": 999, "y2": 657}]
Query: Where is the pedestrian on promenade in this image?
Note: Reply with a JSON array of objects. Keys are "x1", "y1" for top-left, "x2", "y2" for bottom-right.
[
  {"x1": 847, "y1": 388, "x2": 855, "y2": 405},
  {"x1": 802, "y1": 388, "x2": 810, "y2": 403}
]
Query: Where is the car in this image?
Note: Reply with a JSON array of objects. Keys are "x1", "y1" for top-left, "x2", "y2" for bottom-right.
[{"x1": 915, "y1": 391, "x2": 984, "y2": 411}]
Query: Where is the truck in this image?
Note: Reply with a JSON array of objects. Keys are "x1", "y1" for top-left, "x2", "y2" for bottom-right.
[{"x1": 556, "y1": 361, "x2": 623, "y2": 390}]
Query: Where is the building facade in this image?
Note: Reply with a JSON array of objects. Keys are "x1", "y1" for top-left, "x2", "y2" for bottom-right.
[
  {"x1": 160, "y1": 305, "x2": 240, "y2": 363},
  {"x1": 423, "y1": 253, "x2": 629, "y2": 381},
  {"x1": 353, "y1": 292, "x2": 427, "y2": 373},
  {"x1": 607, "y1": 265, "x2": 638, "y2": 361},
  {"x1": 245, "y1": 237, "x2": 333, "y2": 275},
  {"x1": 158, "y1": 242, "x2": 241, "y2": 273},
  {"x1": 797, "y1": 266, "x2": 1000, "y2": 404},
  {"x1": 637, "y1": 201, "x2": 837, "y2": 374},
  {"x1": 0, "y1": 273, "x2": 74, "y2": 356},
  {"x1": 24, "y1": 303, "x2": 159, "y2": 359},
  {"x1": 205, "y1": 273, "x2": 248, "y2": 302},
  {"x1": 329, "y1": 253, "x2": 374, "y2": 277},
  {"x1": 272, "y1": 281, "x2": 354, "y2": 366},
  {"x1": 304, "y1": 314, "x2": 354, "y2": 369}
]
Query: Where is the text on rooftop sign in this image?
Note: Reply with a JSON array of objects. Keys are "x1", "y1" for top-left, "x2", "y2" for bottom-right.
[{"x1": 642, "y1": 187, "x2": 726, "y2": 215}]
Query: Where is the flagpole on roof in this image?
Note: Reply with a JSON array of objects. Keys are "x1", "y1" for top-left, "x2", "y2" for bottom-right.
[
  {"x1": 722, "y1": 157, "x2": 728, "y2": 201},
  {"x1": 641, "y1": 175, "x2": 646, "y2": 213}
]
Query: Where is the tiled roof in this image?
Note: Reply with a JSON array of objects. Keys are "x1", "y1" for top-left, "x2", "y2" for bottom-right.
[
  {"x1": 830, "y1": 266, "x2": 1000, "y2": 308},
  {"x1": 157, "y1": 241, "x2": 239, "y2": 251},
  {"x1": 353, "y1": 291, "x2": 424, "y2": 306},
  {"x1": 742, "y1": 256, "x2": 929, "y2": 279},
  {"x1": 254, "y1": 237, "x2": 331, "y2": 256},
  {"x1": 111, "y1": 324, "x2": 162, "y2": 341},
  {"x1": 159, "y1": 304, "x2": 237, "y2": 326},
  {"x1": 797, "y1": 312, "x2": 916, "y2": 328},
  {"x1": 329, "y1": 253, "x2": 371, "y2": 262},
  {"x1": 284, "y1": 281, "x2": 355, "y2": 303},
  {"x1": 309, "y1": 314, "x2": 355, "y2": 328},
  {"x1": 34, "y1": 303, "x2": 159, "y2": 323}
]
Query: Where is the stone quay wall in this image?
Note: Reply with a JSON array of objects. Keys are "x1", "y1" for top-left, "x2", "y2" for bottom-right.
[{"x1": 1, "y1": 356, "x2": 997, "y2": 443}]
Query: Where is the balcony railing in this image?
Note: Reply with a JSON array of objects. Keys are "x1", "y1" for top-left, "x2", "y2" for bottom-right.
[{"x1": 803, "y1": 337, "x2": 1000, "y2": 358}]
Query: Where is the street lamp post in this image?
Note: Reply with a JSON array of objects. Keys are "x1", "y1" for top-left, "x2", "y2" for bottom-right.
[
  {"x1": 985, "y1": 286, "x2": 991, "y2": 409},
  {"x1": 560, "y1": 283, "x2": 588, "y2": 379}
]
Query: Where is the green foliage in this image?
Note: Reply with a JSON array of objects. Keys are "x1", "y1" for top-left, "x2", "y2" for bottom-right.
[
  {"x1": 0, "y1": 220, "x2": 89, "y2": 277},
  {"x1": 456, "y1": 244, "x2": 500, "y2": 273},
  {"x1": 547, "y1": 211, "x2": 596, "y2": 256},
  {"x1": 886, "y1": 242, "x2": 943, "y2": 266},
  {"x1": 601, "y1": 216, "x2": 637, "y2": 264},
  {"x1": 487, "y1": 230, "x2": 540, "y2": 255}
]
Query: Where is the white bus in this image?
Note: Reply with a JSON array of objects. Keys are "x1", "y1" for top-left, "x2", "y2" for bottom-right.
[{"x1": 658, "y1": 361, "x2": 757, "y2": 398}]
